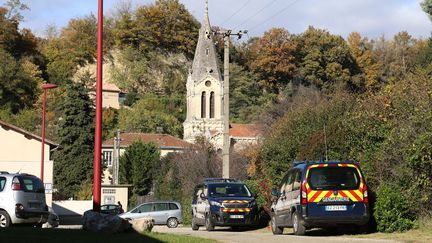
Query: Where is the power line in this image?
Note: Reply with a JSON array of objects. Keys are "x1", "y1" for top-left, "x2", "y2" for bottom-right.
[
  {"x1": 220, "y1": 0, "x2": 252, "y2": 26},
  {"x1": 233, "y1": 0, "x2": 278, "y2": 30},
  {"x1": 247, "y1": 0, "x2": 302, "y2": 32}
]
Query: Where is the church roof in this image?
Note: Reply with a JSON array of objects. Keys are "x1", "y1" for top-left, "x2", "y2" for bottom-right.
[
  {"x1": 103, "y1": 133, "x2": 192, "y2": 149},
  {"x1": 230, "y1": 124, "x2": 263, "y2": 138},
  {"x1": 190, "y1": 1, "x2": 222, "y2": 82}
]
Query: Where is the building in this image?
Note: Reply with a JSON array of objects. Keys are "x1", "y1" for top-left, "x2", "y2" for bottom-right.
[
  {"x1": 183, "y1": 2, "x2": 262, "y2": 150},
  {"x1": 0, "y1": 120, "x2": 57, "y2": 206},
  {"x1": 101, "y1": 133, "x2": 192, "y2": 184}
]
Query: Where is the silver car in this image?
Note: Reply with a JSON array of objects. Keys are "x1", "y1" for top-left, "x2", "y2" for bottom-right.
[
  {"x1": 0, "y1": 172, "x2": 49, "y2": 227},
  {"x1": 120, "y1": 201, "x2": 182, "y2": 228}
]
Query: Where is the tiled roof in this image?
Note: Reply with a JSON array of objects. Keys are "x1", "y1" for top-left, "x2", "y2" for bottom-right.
[
  {"x1": 229, "y1": 124, "x2": 262, "y2": 138},
  {"x1": 0, "y1": 120, "x2": 57, "y2": 146},
  {"x1": 103, "y1": 133, "x2": 192, "y2": 149},
  {"x1": 103, "y1": 82, "x2": 121, "y2": 92}
]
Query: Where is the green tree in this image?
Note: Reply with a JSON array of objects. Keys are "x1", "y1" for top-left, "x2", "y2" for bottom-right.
[
  {"x1": 297, "y1": 26, "x2": 356, "y2": 92},
  {"x1": 119, "y1": 141, "x2": 160, "y2": 197},
  {"x1": 3, "y1": 0, "x2": 28, "y2": 22},
  {"x1": 53, "y1": 81, "x2": 95, "y2": 198}
]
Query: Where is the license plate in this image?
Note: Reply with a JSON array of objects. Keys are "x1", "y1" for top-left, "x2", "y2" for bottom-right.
[
  {"x1": 325, "y1": 205, "x2": 347, "y2": 211},
  {"x1": 229, "y1": 215, "x2": 244, "y2": 219}
]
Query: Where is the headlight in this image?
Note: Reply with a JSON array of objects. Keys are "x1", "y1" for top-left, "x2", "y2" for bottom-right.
[{"x1": 210, "y1": 201, "x2": 223, "y2": 207}]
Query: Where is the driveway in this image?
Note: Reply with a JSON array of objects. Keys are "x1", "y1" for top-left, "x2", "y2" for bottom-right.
[{"x1": 152, "y1": 226, "x2": 399, "y2": 243}]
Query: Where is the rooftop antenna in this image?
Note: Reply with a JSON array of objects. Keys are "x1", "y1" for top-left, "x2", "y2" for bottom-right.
[{"x1": 324, "y1": 124, "x2": 328, "y2": 161}]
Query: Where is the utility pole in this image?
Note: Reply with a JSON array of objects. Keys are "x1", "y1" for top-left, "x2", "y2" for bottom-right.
[{"x1": 215, "y1": 29, "x2": 247, "y2": 179}]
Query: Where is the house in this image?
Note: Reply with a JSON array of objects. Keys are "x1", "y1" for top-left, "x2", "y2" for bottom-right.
[
  {"x1": 101, "y1": 133, "x2": 192, "y2": 184},
  {"x1": 0, "y1": 120, "x2": 57, "y2": 206}
]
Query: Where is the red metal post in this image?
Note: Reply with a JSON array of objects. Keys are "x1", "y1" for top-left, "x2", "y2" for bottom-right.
[
  {"x1": 93, "y1": 0, "x2": 103, "y2": 212},
  {"x1": 40, "y1": 84, "x2": 57, "y2": 182},
  {"x1": 40, "y1": 89, "x2": 47, "y2": 182}
]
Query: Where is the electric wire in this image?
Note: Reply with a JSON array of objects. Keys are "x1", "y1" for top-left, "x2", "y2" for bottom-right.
[
  {"x1": 232, "y1": 0, "x2": 278, "y2": 30},
  {"x1": 247, "y1": 0, "x2": 302, "y2": 32},
  {"x1": 219, "y1": 0, "x2": 252, "y2": 26}
]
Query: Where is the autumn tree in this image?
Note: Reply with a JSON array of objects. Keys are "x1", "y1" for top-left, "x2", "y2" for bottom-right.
[
  {"x1": 421, "y1": 0, "x2": 432, "y2": 21},
  {"x1": 347, "y1": 32, "x2": 381, "y2": 91},
  {"x1": 249, "y1": 28, "x2": 298, "y2": 93}
]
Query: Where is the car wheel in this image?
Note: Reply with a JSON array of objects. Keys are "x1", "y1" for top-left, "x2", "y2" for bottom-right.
[
  {"x1": 292, "y1": 211, "x2": 306, "y2": 235},
  {"x1": 205, "y1": 214, "x2": 214, "y2": 231},
  {"x1": 191, "y1": 217, "x2": 199, "y2": 231},
  {"x1": 166, "y1": 217, "x2": 178, "y2": 228},
  {"x1": 0, "y1": 211, "x2": 11, "y2": 228},
  {"x1": 271, "y1": 214, "x2": 283, "y2": 235}
]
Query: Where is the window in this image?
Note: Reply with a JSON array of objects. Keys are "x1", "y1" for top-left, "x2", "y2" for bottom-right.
[
  {"x1": 283, "y1": 172, "x2": 294, "y2": 192},
  {"x1": 293, "y1": 170, "x2": 302, "y2": 190},
  {"x1": 103, "y1": 151, "x2": 113, "y2": 166},
  {"x1": 18, "y1": 176, "x2": 44, "y2": 193},
  {"x1": 102, "y1": 189, "x2": 116, "y2": 194},
  {"x1": 206, "y1": 48, "x2": 209, "y2": 55},
  {"x1": 133, "y1": 203, "x2": 152, "y2": 213},
  {"x1": 169, "y1": 203, "x2": 179, "y2": 210},
  {"x1": 0, "y1": 177, "x2": 5, "y2": 191},
  {"x1": 154, "y1": 203, "x2": 169, "y2": 211},
  {"x1": 201, "y1": 91, "x2": 206, "y2": 118},
  {"x1": 308, "y1": 167, "x2": 360, "y2": 190},
  {"x1": 210, "y1": 92, "x2": 215, "y2": 118}
]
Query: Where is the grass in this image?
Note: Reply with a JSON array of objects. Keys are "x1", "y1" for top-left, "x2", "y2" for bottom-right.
[
  {"x1": 0, "y1": 227, "x2": 219, "y2": 243},
  {"x1": 351, "y1": 218, "x2": 432, "y2": 243}
]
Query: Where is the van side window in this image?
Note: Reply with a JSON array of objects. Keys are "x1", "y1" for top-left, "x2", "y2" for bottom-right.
[
  {"x1": 0, "y1": 177, "x2": 5, "y2": 191},
  {"x1": 284, "y1": 172, "x2": 294, "y2": 192},
  {"x1": 293, "y1": 170, "x2": 302, "y2": 190}
]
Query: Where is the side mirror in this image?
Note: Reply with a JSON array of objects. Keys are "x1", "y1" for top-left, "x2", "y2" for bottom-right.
[
  {"x1": 271, "y1": 188, "x2": 280, "y2": 197},
  {"x1": 200, "y1": 192, "x2": 207, "y2": 200}
]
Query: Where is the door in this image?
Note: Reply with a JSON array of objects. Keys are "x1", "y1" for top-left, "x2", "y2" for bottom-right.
[
  {"x1": 274, "y1": 171, "x2": 293, "y2": 226},
  {"x1": 151, "y1": 203, "x2": 169, "y2": 224},
  {"x1": 286, "y1": 169, "x2": 302, "y2": 226}
]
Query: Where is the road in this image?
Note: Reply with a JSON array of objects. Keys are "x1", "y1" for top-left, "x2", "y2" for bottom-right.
[{"x1": 152, "y1": 226, "x2": 399, "y2": 243}]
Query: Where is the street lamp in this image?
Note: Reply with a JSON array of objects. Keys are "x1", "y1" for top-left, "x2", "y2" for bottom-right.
[{"x1": 41, "y1": 83, "x2": 57, "y2": 182}]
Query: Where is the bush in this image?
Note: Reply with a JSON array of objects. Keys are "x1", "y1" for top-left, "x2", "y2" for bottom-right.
[{"x1": 374, "y1": 184, "x2": 416, "y2": 232}]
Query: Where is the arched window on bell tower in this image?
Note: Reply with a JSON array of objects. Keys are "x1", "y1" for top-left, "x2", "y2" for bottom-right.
[
  {"x1": 201, "y1": 91, "x2": 206, "y2": 118},
  {"x1": 209, "y1": 91, "x2": 215, "y2": 118}
]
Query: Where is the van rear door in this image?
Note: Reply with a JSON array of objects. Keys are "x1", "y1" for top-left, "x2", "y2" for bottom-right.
[{"x1": 305, "y1": 164, "x2": 367, "y2": 218}]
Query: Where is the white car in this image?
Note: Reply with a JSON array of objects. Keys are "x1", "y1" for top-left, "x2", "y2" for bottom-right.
[{"x1": 120, "y1": 201, "x2": 182, "y2": 228}]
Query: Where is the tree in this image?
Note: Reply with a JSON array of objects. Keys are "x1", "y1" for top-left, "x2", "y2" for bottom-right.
[
  {"x1": 0, "y1": 49, "x2": 39, "y2": 113},
  {"x1": 297, "y1": 26, "x2": 356, "y2": 92},
  {"x1": 119, "y1": 141, "x2": 160, "y2": 197},
  {"x1": 347, "y1": 32, "x2": 381, "y2": 91},
  {"x1": 3, "y1": 0, "x2": 28, "y2": 22},
  {"x1": 249, "y1": 28, "x2": 298, "y2": 93},
  {"x1": 53, "y1": 81, "x2": 95, "y2": 198},
  {"x1": 421, "y1": 0, "x2": 432, "y2": 21}
]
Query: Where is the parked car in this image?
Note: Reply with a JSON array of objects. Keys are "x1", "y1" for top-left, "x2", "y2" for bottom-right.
[
  {"x1": 101, "y1": 204, "x2": 123, "y2": 215},
  {"x1": 270, "y1": 161, "x2": 370, "y2": 235},
  {"x1": 0, "y1": 172, "x2": 49, "y2": 227},
  {"x1": 191, "y1": 178, "x2": 258, "y2": 231},
  {"x1": 119, "y1": 201, "x2": 182, "y2": 228}
]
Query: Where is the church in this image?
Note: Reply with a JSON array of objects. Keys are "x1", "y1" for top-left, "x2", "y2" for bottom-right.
[{"x1": 183, "y1": 1, "x2": 262, "y2": 152}]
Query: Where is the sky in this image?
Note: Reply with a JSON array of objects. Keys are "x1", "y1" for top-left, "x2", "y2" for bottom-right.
[{"x1": 13, "y1": 0, "x2": 432, "y2": 40}]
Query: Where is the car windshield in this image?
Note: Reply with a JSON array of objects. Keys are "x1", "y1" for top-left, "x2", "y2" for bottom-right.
[
  {"x1": 208, "y1": 183, "x2": 252, "y2": 198},
  {"x1": 308, "y1": 166, "x2": 361, "y2": 190}
]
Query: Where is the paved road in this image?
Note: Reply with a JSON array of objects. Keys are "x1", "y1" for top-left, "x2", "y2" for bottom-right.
[{"x1": 152, "y1": 226, "x2": 399, "y2": 243}]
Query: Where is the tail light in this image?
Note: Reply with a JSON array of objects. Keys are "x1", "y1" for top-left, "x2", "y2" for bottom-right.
[
  {"x1": 11, "y1": 177, "x2": 21, "y2": 190},
  {"x1": 301, "y1": 180, "x2": 308, "y2": 205},
  {"x1": 363, "y1": 183, "x2": 369, "y2": 203}
]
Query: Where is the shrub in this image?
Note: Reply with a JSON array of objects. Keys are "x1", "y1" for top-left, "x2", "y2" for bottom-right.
[{"x1": 374, "y1": 184, "x2": 416, "y2": 232}]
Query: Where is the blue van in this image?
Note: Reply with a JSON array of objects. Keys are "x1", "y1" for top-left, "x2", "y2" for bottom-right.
[
  {"x1": 270, "y1": 161, "x2": 370, "y2": 235},
  {"x1": 191, "y1": 178, "x2": 258, "y2": 231}
]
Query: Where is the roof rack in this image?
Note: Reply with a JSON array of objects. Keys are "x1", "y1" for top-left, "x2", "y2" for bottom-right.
[{"x1": 204, "y1": 178, "x2": 238, "y2": 183}]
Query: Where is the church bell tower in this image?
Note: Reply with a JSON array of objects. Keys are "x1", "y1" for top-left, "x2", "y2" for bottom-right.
[{"x1": 183, "y1": 0, "x2": 224, "y2": 148}]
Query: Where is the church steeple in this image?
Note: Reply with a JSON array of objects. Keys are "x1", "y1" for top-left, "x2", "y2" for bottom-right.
[
  {"x1": 190, "y1": 0, "x2": 222, "y2": 83},
  {"x1": 183, "y1": 0, "x2": 224, "y2": 146}
]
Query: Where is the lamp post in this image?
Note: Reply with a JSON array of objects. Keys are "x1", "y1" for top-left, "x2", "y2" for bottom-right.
[{"x1": 40, "y1": 83, "x2": 57, "y2": 182}]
